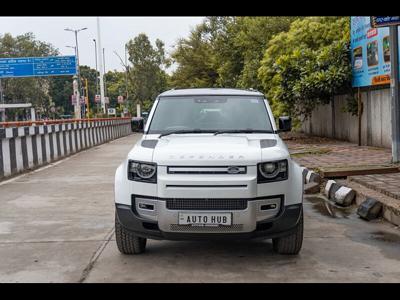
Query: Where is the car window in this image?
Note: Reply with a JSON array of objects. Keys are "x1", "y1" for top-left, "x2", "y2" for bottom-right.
[{"x1": 147, "y1": 96, "x2": 273, "y2": 134}]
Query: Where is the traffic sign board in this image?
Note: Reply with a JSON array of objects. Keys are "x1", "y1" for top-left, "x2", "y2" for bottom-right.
[
  {"x1": 118, "y1": 95, "x2": 124, "y2": 103},
  {"x1": 105, "y1": 97, "x2": 109, "y2": 104},
  {"x1": 95, "y1": 94, "x2": 101, "y2": 103},
  {"x1": 0, "y1": 56, "x2": 77, "y2": 78},
  {"x1": 108, "y1": 108, "x2": 116, "y2": 115}
]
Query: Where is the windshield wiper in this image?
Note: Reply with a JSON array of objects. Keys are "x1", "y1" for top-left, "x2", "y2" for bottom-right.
[
  {"x1": 158, "y1": 129, "x2": 216, "y2": 138},
  {"x1": 213, "y1": 129, "x2": 274, "y2": 135}
]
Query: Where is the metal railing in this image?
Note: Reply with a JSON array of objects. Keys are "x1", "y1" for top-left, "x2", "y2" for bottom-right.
[{"x1": 0, "y1": 117, "x2": 131, "y2": 128}]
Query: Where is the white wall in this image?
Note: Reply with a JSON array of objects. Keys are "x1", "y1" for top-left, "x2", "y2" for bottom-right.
[{"x1": 301, "y1": 88, "x2": 391, "y2": 148}]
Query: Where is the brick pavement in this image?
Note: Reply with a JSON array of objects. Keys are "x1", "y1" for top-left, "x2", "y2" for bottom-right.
[
  {"x1": 283, "y1": 132, "x2": 392, "y2": 169},
  {"x1": 350, "y1": 174, "x2": 400, "y2": 200},
  {"x1": 283, "y1": 132, "x2": 399, "y2": 204}
]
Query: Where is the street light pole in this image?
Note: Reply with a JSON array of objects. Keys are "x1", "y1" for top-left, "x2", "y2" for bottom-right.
[
  {"x1": 65, "y1": 27, "x2": 87, "y2": 119},
  {"x1": 96, "y1": 17, "x2": 105, "y2": 114},
  {"x1": 125, "y1": 44, "x2": 129, "y2": 104},
  {"x1": 93, "y1": 39, "x2": 99, "y2": 95},
  {"x1": 103, "y1": 47, "x2": 107, "y2": 97}
]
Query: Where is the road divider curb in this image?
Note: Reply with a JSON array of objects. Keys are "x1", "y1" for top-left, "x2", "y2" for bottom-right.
[
  {"x1": 302, "y1": 168, "x2": 321, "y2": 184},
  {"x1": 334, "y1": 186, "x2": 356, "y2": 206},
  {"x1": 357, "y1": 197, "x2": 383, "y2": 221},
  {"x1": 321, "y1": 179, "x2": 356, "y2": 207}
]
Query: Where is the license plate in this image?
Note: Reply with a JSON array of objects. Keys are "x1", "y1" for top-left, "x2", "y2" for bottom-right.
[{"x1": 178, "y1": 212, "x2": 232, "y2": 226}]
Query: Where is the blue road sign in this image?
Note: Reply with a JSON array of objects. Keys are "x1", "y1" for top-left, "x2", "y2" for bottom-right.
[
  {"x1": 371, "y1": 16, "x2": 400, "y2": 28},
  {"x1": 0, "y1": 55, "x2": 77, "y2": 78}
]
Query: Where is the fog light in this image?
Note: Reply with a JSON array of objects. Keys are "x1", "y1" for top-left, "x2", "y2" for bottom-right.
[
  {"x1": 260, "y1": 204, "x2": 277, "y2": 211},
  {"x1": 138, "y1": 203, "x2": 154, "y2": 210}
]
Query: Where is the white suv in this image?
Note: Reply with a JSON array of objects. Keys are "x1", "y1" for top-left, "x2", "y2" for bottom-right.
[{"x1": 114, "y1": 88, "x2": 303, "y2": 255}]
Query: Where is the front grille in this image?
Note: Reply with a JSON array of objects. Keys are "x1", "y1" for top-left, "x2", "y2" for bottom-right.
[
  {"x1": 166, "y1": 198, "x2": 247, "y2": 210},
  {"x1": 167, "y1": 166, "x2": 247, "y2": 174},
  {"x1": 170, "y1": 224, "x2": 244, "y2": 232}
]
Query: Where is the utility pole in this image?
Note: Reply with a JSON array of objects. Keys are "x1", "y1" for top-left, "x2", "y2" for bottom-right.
[
  {"x1": 389, "y1": 25, "x2": 400, "y2": 163},
  {"x1": 96, "y1": 17, "x2": 106, "y2": 114}
]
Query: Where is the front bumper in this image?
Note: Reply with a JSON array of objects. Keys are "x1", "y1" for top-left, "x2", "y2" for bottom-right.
[{"x1": 115, "y1": 197, "x2": 303, "y2": 241}]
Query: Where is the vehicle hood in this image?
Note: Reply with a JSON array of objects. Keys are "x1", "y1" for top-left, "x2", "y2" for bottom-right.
[{"x1": 127, "y1": 134, "x2": 290, "y2": 166}]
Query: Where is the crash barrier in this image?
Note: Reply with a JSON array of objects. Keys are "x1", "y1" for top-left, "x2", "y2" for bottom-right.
[{"x1": 0, "y1": 118, "x2": 132, "y2": 180}]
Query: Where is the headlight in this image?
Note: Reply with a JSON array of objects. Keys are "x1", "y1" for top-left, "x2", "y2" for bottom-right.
[
  {"x1": 128, "y1": 160, "x2": 157, "y2": 183},
  {"x1": 257, "y1": 159, "x2": 288, "y2": 183}
]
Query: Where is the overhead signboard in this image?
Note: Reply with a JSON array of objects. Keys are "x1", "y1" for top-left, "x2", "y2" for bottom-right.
[
  {"x1": 351, "y1": 16, "x2": 400, "y2": 87},
  {"x1": 371, "y1": 16, "x2": 400, "y2": 28},
  {"x1": 0, "y1": 55, "x2": 77, "y2": 78}
]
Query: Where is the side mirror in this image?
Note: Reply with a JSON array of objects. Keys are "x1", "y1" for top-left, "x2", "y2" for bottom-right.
[
  {"x1": 278, "y1": 116, "x2": 291, "y2": 132},
  {"x1": 131, "y1": 117, "x2": 144, "y2": 133}
]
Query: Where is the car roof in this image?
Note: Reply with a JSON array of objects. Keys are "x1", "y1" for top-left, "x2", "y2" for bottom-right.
[{"x1": 158, "y1": 88, "x2": 264, "y2": 97}]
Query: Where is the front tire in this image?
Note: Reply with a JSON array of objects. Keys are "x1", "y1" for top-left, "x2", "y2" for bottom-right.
[
  {"x1": 272, "y1": 208, "x2": 303, "y2": 255},
  {"x1": 115, "y1": 213, "x2": 147, "y2": 254}
]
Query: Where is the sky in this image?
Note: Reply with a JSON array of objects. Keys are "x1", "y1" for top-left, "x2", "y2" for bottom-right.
[{"x1": 0, "y1": 17, "x2": 205, "y2": 73}]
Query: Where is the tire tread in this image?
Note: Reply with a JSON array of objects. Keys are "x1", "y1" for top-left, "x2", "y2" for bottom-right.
[
  {"x1": 273, "y1": 209, "x2": 303, "y2": 255},
  {"x1": 115, "y1": 214, "x2": 146, "y2": 254}
]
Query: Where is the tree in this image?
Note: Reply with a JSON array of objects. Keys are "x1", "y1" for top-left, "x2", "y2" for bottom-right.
[
  {"x1": 258, "y1": 17, "x2": 352, "y2": 119},
  {"x1": 104, "y1": 70, "x2": 125, "y2": 111},
  {"x1": 48, "y1": 65, "x2": 99, "y2": 118},
  {"x1": 126, "y1": 33, "x2": 169, "y2": 114},
  {"x1": 231, "y1": 17, "x2": 296, "y2": 89},
  {"x1": 169, "y1": 17, "x2": 296, "y2": 90},
  {"x1": 169, "y1": 22, "x2": 219, "y2": 88}
]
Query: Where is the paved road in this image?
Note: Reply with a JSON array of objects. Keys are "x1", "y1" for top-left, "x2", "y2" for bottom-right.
[{"x1": 0, "y1": 134, "x2": 399, "y2": 282}]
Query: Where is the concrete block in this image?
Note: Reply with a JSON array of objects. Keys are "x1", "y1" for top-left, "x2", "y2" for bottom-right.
[
  {"x1": 302, "y1": 168, "x2": 308, "y2": 184},
  {"x1": 308, "y1": 171, "x2": 321, "y2": 184},
  {"x1": 357, "y1": 197, "x2": 383, "y2": 221},
  {"x1": 329, "y1": 183, "x2": 342, "y2": 200},
  {"x1": 334, "y1": 186, "x2": 356, "y2": 206},
  {"x1": 304, "y1": 182, "x2": 320, "y2": 194},
  {"x1": 324, "y1": 180, "x2": 336, "y2": 197}
]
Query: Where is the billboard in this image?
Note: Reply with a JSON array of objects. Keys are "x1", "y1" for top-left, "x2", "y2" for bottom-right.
[
  {"x1": 351, "y1": 16, "x2": 400, "y2": 87},
  {"x1": 0, "y1": 55, "x2": 77, "y2": 78}
]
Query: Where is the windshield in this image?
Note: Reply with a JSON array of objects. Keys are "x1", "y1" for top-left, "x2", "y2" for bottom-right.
[{"x1": 147, "y1": 96, "x2": 274, "y2": 134}]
